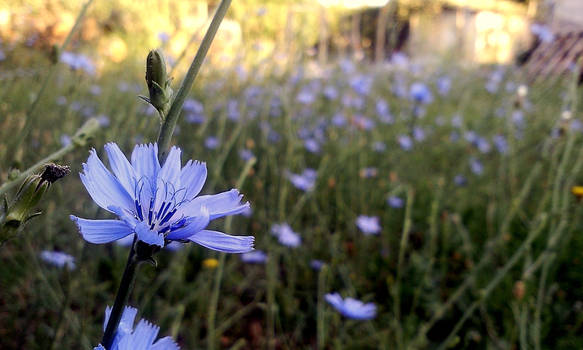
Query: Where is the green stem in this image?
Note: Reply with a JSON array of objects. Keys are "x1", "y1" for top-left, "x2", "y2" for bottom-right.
[
  {"x1": 101, "y1": 242, "x2": 139, "y2": 349},
  {"x1": 156, "y1": 0, "x2": 233, "y2": 161}
]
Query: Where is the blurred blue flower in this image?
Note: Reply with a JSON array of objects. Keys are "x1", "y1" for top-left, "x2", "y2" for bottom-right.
[
  {"x1": 241, "y1": 250, "x2": 268, "y2": 264},
  {"x1": 397, "y1": 135, "x2": 413, "y2": 151},
  {"x1": 387, "y1": 196, "x2": 404, "y2": 208},
  {"x1": 310, "y1": 259, "x2": 324, "y2": 271},
  {"x1": 286, "y1": 168, "x2": 317, "y2": 192},
  {"x1": 531, "y1": 23, "x2": 554, "y2": 43},
  {"x1": 323, "y1": 85, "x2": 338, "y2": 100},
  {"x1": 204, "y1": 136, "x2": 220, "y2": 150},
  {"x1": 227, "y1": 99, "x2": 240, "y2": 121},
  {"x1": 158, "y1": 31, "x2": 170, "y2": 44},
  {"x1": 373, "y1": 141, "x2": 386, "y2": 152},
  {"x1": 61, "y1": 51, "x2": 96, "y2": 76},
  {"x1": 454, "y1": 174, "x2": 467, "y2": 186},
  {"x1": 304, "y1": 139, "x2": 321, "y2": 154},
  {"x1": 493, "y1": 135, "x2": 508, "y2": 154},
  {"x1": 40, "y1": 250, "x2": 76, "y2": 270},
  {"x1": 470, "y1": 157, "x2": 484, "y2": 176},
  {"x1": 356, "y1": 215, "x2": 381, "y2": 235},
  {"x1": 350, "y1": 75, "x2": 373, "y2": 95},
  {"x1": 436, "y1": 76, "x2": 451, "y2": 96},
  {"x1": 409, "y1": 82, "x2": 433, "y2": 104},
  {"x1": 413, "y1": 127, "x2": 426, "y2": 142},
  {"x1": 71, "y1": 143, "x2": 253, "y2": 253},
  {"x1": 94, "y1": 305, "x2": 179, "y2": 350},
  {"x1": 271, "y1": 223, "x2": 301, "y2": 248},
  {"x1": 61, "y1": 135, "x2": 72, "y2": 147},
  {"x1": 325, "y1": 293, "x2": 376, "y2": 320},
  {"x1": 239, "y1": 149, "x2": 255, "y2": 161},
  {"x1": 332, "y1": 113, "x2": 347, "y2": 127}
]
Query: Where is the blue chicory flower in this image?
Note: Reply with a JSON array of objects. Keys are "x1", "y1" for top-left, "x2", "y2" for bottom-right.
[
  {"x1": 40, "y1": 250, "x2": 76, "y2": 270},
  {"x1": 387, "y1": 196, "x2": 404, "y2": 208},
  {"x1": 241, "y1": 250, "x2": 268, "y2": 264},
  {"x1": 325, "y1": 293, "x2": 376, "y2": 320},
  {"x1": 356, "y1": 215, "x2": 381, "y2": 235},
  {"x1": 70, "y1": 143, "x2": 254, "y2": 253},
  {"x1": 94, "y1": 306, "x2": 179, "y2": 350},
  {"x1": 271, "y1": 223, "x2": 301, "y2": 248}
]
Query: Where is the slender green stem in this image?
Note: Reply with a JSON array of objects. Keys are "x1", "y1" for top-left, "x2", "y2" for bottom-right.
[
  {"x1": 393, "y1": 187, "x2": 414, "y2": 349},
  {"x1": 101, "y1": 242, "x2": 139, "y2": 349},
  {"x1": 157, "y1": 0, "x2": 233, "y2": 161}
]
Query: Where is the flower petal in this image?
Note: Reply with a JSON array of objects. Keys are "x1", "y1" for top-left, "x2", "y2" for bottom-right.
[
  {"x1": 118, "y1": 319, "x2": 159, "y2": 350},
  {"x1": 135, "y1": 222, "x2": 165, "y2": 247},
  {"x1": 80, "y1": 149, "x2": 134, "y2": 212},
  {"x1": 188, "y1": 229, "x2": 254, "y2": 253},
  {"x1": 105, "y1": 143, "x2": 137, "y2": 198},
  {"x1": 154, "y1": 146, "x2": 182, "y2": 211},
  {"x1": 166, "y1": 207, "x2": 210, "y2": 240},
  {"x1": 151, "y1": 337, "x2": 180, "y2": 350},
  {"x1": 131, "y1": 143, "x2": 160, "y2": 186},
  {"x1": 158, "y1": 146, "x2": 181, "y2": 187},
  {"x1": 182, "y1": 189, "x2": 250, "y2": 220},
  {"x1": 180, "y1": 160, "x2": 207, "y2": 199},
  {"x1": 70, "y1": 216, "x2": 133, "y2": 244}
]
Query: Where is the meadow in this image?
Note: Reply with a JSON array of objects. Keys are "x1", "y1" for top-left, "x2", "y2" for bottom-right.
[{"x1": 1, "y1": 14, "x2": 583, "y2": 349}]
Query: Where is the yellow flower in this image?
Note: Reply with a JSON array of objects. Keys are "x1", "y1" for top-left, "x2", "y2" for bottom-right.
[
  {"x1": 203, "y1": 258, "x2": 219, "y2": 269},
  {"x1": 572, "y1": 186, "x2": 583, "y2": 198}
]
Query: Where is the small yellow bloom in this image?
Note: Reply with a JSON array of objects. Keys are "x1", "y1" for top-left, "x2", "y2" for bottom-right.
[
  {"x1": 572, "y1": 186, "x2": 583, "y2": 198},
  {"x1": 203, "y1": 258, "x2": 219, "y2": 269}
]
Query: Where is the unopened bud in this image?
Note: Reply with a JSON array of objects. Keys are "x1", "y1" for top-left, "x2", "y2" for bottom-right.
[
  {"x1": 513, "y1": 280, "x2": 525, "y2": 301},
  {"x1": 5, "y1": 164, "x2": 69, "y2": 227},
  {"x1": 143, "y1": 49, "x2": 173, "y2": 119}
]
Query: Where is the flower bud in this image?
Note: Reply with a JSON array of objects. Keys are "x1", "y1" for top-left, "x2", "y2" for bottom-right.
[
  {"x1": 4, "y1": 164, "x2": 70, "y2": 228},
  {"x1": 143, "y1": 49, "x2": 173, "y2": 119}
]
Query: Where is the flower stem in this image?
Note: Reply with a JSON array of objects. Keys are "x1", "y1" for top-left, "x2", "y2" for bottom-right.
[
  {"x1": 101, "y1": 240, "x2": 139, "y2": 349},
  {"x1": 156, "y1": 0, "x2": 232, "y2": 161}
]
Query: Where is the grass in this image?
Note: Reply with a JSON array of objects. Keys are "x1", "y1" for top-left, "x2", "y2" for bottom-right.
[{"x1": 1, "y1": 42, "x2": 583, "y2": 349}]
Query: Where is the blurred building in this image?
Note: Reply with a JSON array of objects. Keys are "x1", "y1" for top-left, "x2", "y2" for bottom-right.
[{"x1": 407, "y1": 0, "x2": 531, "y2": 64}]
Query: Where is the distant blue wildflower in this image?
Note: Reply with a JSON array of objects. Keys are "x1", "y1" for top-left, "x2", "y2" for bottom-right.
[
  {"x1": 239, "y1": 149, "x2": 254, "y2": 161},
  {"x1": 387, "y1": 196, "x2": 404, "y2": 208},
  {"x1": 286, "y1": 168, "x2": 317, "y2": 192},
  {"x1": 469, "y1": 157, "x2": 484, "y2": 176},
  {"x1": 204, "y1": 136, "x2": 220, "y2": 150},
  {"x1": 94, "y1": 306, "x2": 179, "y2": 350},
  {"x1": 373, "y1": 141, "x2": 386, "y2": 152},
  {"x1": 271, "y1": 223, "x2": 301, "y2": 248},
  {"x1": 323, "y1": 85, "x2": 338, "y2": 100},
  {"x1": 436, "y1": 76, "x2": 451, "y2": 96},
  {"x1": 90, "y1": 85, "x2": 102, "y2": 95},
  {"x1": 350, "y1": 75, "x2": 373, "y2": 95},
  {"x1": 451, "y1": 114, "x2": 463, "y2": 128},
  {"x1": 325, "y1": 293, "x2": 376, "y2": 320},
  {"x1": 0, "y1": 49, "x2": 5, "y2": 61},
  {"x1": 40, "y1": 250, "x2": 76, "y2": 270},
  {"x1": 241, "y1": 250, "x2": 267, "y2": 264},
  {"x1": 332, "y1": 113, "x2": 347, "y2": 127},
  {"x1": 158, "y1": 31, "x2": 170, "y2": 44},
  {"x1": 304, "y1": 139, "x2": 320, "y2": 154},
  {"x1": 70, "y1": 143, "x2": 253, "y2": 253},
  {"x1": 413, "y1": 127, "x2": 426, "y2": 142},
  {"x1": 61, "y1": 51, "x2": 96, "y2": 76},
  {"x1": 409, "y1": 82, "x2": 433, "y2": 104},
  {"x1": 227, "y1": 100, "x2": 240, "y2": 121},
  {"x1": 397, "y1": 135, "x2": 413, "y2": 151},
  {"x1": 454, "y1": 174, "x2": 467, "y2": 186},
  {"x1": 310, "y1": 259, "x2": 324, "y2": 271},
  {"x1": 476, "y1": 137, "x2": 491, "y2": 154},
  {"x1": 359, "y1": 167, "x2": 378, "y2": 178},
  {"x1": 356, "y1": 215, "x2": 381, "y2": 235},
  {"x1": 493, "y1": 135, "x2": 508, "y2": 154}
]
